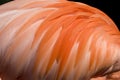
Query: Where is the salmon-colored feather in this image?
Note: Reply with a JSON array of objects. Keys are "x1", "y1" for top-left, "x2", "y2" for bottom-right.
[{"x1": 0, "y1": 0, "x2": 120, "y2": 80}]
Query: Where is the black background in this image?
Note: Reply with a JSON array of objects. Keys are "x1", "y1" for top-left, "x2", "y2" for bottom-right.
[
  {"x1": 0, "y1": 0, "x2": 119, "y2": 30},
  {"x1": 0, "y1": 0, "x2": 12, "y2": 5}
]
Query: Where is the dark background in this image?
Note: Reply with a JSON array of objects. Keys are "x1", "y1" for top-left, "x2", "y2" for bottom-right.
[
  {"x1": 0, "y1": 0, "x2": 119, "y2": 30},
  {"x1": 0, "y1": 0, "x2": 12, "y2": 5}
]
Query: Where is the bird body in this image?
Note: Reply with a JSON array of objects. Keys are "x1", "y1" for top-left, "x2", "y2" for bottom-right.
[{"x1": 0, "y1": 0, "x2": 120, "y2": 80}]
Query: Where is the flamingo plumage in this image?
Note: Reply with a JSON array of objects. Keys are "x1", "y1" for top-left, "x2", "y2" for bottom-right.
[{"x1": 0, "y1": 0, "x2": 120, "y2": 80}]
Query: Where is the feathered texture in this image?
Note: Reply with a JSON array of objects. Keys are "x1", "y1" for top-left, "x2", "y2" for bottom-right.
[{"x1": 0, "y1": 0, "x2": 120, "y2": 80}]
